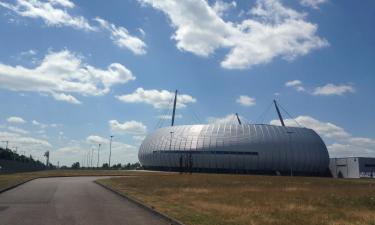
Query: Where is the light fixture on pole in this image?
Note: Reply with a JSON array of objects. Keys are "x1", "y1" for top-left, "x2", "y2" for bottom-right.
[
  {"x1": 97, "y1": 143, "x2": 101, "y2": 168},
  {"x1": 109, "y1": 135, "x2": 114, "y2": 167}
]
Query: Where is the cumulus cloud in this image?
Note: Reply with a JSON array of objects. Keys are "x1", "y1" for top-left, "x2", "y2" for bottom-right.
[
  {"x1": 212, "y1": 0, "x2": 236, "y2": 16},
  {"x1": 285, "y1": 80, "x2": 305, "y2": 92},
  {"x1": 8, "y1": 126, "x2": 29, "y2": 134},
  {"x1": 116, "y1": 88, "x2": 196, "y2": 109},
  {"x1": 109, "y1": 120, "x2": 147, "y2": 135},
  {"x1": 312, "y1": 84, "x2": 355, "y2": 96},
  {"x1": 300, "y1": 0, "x2": 328, "y2": 9},
  {"x1": 32, "y1": 120, "x2": 60, "y2": 129},
  {"x1": 6, "y1": 116, "x2": 26, "y2": 124},
  {"x1": 285, "y1": 80, "x2": 302, "y2": 87},
  {"x1": 52, "y1": 93, "x2": 81, "y2": 104},
  {"x1": 86, "y1": 135, "x2": 108, "y2": 144},
  {"x1": 0, "y1": 50, "x2": 135, "y2": 103},
  {"x1": 94, "y1": 17, "x2": 147, "y2": 55},
  {"x1": 270, "y1": 115, "x2": 375, "y2": 157},
  {"x1": 139, "y1": 0, "x2": 328, "y2": 69},
  {"x1": 0, "y1": 0, "x2": 95, "y2": 31},
  {"x1": 285, "y1": 81, "x2": 354, "y2": 96},
  {"x1": 0, "y1": 131, "x2": 52, "y2": 155},
  {"x1": 236, "y1": 95, "x2": 256, "y2": 106}
]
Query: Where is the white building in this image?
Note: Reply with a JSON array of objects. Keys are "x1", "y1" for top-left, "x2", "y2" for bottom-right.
[{"x1": 329, "y1": 157, "x2": 375, "y2": 178}]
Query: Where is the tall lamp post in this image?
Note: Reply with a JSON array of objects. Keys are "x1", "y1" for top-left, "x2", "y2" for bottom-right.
[
  {"x1": 97, "y1": 143, "x2": 101, "y2": 168},
  {"x1": 91, "y1": 148, "x2": 94, "y2": 168},
  {"x1": 109, "y1": 135, "x2": 114, "y2": 168}
]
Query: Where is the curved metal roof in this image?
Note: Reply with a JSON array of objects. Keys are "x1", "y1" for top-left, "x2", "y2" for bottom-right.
[{"x1": 139, "y1": 123, "x2": 329, "y2": 173}]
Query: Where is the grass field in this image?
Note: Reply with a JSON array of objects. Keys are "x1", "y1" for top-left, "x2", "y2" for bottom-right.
[
  {"x1": 98, "y1": 173, "x2": 375, "y2": 225},
  {"x1": 0, "y1": 169, "x2": 149, "y2": 191}
]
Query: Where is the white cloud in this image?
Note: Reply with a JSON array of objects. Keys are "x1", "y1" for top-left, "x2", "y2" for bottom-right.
[
  {"x1": 139, "y1": 0, "x2": 328, "y2": 69},
  {"x1": 312, "y1": 84, "x2": 355, "y2": 96},
  {"x1": 94, "y1": 17, "x2": 147, "y2": 55},
  {"x1": 285, "y1": 80, "x2": 306, "y2": 92},
  {"x1": 207, "y1": 114, "x2": 245, "y2": 124},
  {"x1": 300, "y1": 0, "x2": 328, "y2": 9},
  {"x1": 0, "y1": 131, "x2": 52, "y2": 155},
  {"x1": 52, "y1": 93, "x2": 81, "y2": 104},
  {"x1": 20, "y1": 49, "x2": 37, "y2": 56},
  {"x1": 138, "y1": 28, "x2": 146, "y2": 37},
  {"x1": 285, "y1": 80, "x2": 302, "y2": 87},
  {"x1": 86, "y1": 135, "x2": 108, "y2": 144},
  {"x1": 32, "y1": 120, "x2": 60, "y2": 129},
  {"x1": 270, "y1": 115, "x2": 375, "y2": 157},
  {"x1": 236, "y1": 95, "x2": 256, "y2": 106},
  {"x1": 212, "y1": 0, "x2": 236, "y2": 16},
  {"x1": 6, "y1": 116, "x2": 26, "y2": 124},
  {"x1": 116, "y1": 88, "x2": 196, "y2": 109},
  {"x1": 8, "y1": 126, "x2": 29, "y2": 134},
  {"x1": 109, "y1": 120, "x2": 147, "y2": 135},
  {"x1": 0, "y1": 0, "x2": 94, "y2": 31},
  {"x1": 133, "y1": 135, "x2": 146, "y2": 141},
  {"x1": 0, "y1": 50, "x2": 135, "y2": 102}
]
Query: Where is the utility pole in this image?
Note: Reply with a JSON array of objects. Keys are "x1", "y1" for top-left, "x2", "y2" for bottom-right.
[
  {"x1": 109, "y1": 135, "x2": 114, "y2": 167},
  {"x1": 97, "y1": 144, "x2": 101, "y2": 168}
]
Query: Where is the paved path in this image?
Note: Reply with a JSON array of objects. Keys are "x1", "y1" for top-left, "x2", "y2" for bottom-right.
[{"x1": 0, "y1": 177, "x2": 170, "y2": 225}]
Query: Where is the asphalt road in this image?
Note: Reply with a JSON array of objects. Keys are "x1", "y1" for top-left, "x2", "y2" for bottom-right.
[{"x1": 0, "y1": 177, "x2": 170, "y2": 225}]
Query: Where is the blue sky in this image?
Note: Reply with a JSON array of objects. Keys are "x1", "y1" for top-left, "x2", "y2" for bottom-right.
[{"x1": 0, "y1": 0, "x2": 374, "y2": 166}]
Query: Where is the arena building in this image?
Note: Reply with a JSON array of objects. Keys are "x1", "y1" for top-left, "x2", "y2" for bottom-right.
[{"x1": 138, "y1": 91, "x2": 330, "y2": 175}]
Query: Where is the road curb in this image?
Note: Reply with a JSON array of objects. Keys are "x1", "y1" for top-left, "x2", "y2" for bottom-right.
[
  {"x1": 0, "y1": 177, "x2": 37, "y2": 194},
  {"x1": 95, "y1": 180, "x2": 185, "y2": 225}
]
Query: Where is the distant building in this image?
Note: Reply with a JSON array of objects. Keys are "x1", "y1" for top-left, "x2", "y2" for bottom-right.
[{"x1": 329, "y1": 157, "x2": 375, "y2": 178}]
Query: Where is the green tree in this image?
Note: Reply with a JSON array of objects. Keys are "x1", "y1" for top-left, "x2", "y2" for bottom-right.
[{"x1": 71, "y1": 162, "x2": 80, "y2": 169}]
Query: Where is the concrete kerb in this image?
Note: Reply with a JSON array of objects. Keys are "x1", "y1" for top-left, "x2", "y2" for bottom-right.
[{"x1": 95, "y1": 180, "x2": 185, "y2": 225}]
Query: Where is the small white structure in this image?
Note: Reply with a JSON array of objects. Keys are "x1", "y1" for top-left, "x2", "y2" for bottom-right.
[{"x1": 329, "y1": 157, "x2": 375, "y2": 178}]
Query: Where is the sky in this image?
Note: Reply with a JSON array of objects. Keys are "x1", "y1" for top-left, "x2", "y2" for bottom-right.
[{"x1": 0, "y1": 0, "x2": 374, "y2": 167}]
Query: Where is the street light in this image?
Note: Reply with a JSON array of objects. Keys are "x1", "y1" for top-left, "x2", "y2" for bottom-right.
[
  {"x1": 109, "y1": 135, "x2": 114, "y2": 167},
  {"x1": 97, "y1": 143, "x2": 101, "y2": 168},
  {"x1": 91, "y1": 148, "x2": 94, "y2": 168}
]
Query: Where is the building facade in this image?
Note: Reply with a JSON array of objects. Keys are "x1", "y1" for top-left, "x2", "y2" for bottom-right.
[
  {"x1": 329, "y1": 157, "x2": 375, "y2": 178},
  {"x1": 139, "y1": 123, "x2": 330, "y2": 175}
]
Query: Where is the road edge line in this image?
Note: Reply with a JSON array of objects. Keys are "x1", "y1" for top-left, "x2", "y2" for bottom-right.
[{"x1": 94, "y1": 180, "x2": 185, "y2": 225}]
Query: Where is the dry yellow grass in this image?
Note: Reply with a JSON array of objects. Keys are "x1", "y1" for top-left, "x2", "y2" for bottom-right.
[{"x1": 98, "y1": 173, "x2": 375, "y2": 225}]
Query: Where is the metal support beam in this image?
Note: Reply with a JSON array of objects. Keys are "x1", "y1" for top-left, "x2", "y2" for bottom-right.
[
  {"x1": 273, "y1": 100, "x2": 285, "y2": 127},
  {"x1": 171, "y1": 89, "x2": 178, "y2": 126},
  {"x1": 235, "y1": 113, "x2": 242, "y2": 125}
]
